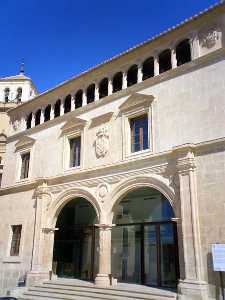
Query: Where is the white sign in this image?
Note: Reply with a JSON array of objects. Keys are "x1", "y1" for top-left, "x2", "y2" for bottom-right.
[{"x1": 212, "y1": 244, "x2": 225, "y2": 272}]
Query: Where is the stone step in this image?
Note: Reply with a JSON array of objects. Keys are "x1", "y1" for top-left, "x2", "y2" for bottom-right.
[
  {"x1": 23, "y1": 286, "x2": 174, "y2": 300},
  {"x1": 43, "y1": 280, "x2": 176, "y2": 298},
  {"x1": 19, "y1": 280, "x2": 177, "y2": 300}
]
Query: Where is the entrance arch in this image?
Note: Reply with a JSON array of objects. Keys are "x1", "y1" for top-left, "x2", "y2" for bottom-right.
[
  {"x1": 53, "y1": 197, "x2": 98, "y2": 280},
  {"x1": 111, "y1": 186, "x2": 179, "y2": 288}
]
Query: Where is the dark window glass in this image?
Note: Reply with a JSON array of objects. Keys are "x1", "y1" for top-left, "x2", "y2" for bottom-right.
[
  {"x1": 87, "y1": 84, "x2": 95, "y2": 104},
  {"x1": 10, "y1": 225, "x2": 22, "y2": 256},
  {"x1": 99, "y1": 78, "x2": 108, "y2": 99},
  {"x1": 70, "y1": 137, "x2": 81, "y2": 168},
  {"x1": 64, "y1": 95, "x2": 71, "y2": 113},
  {"x1": 44, "y1": 105, "x2": 51, "y2": 122},
  {"x1": 130, "y1": 115, "x2": 149, "y2": 153},
  {"x1": 142, "y1": 57, "x2": 154, "y2": 80},
  {"x1": 4, "y1": 88, "x2": 10, "y2": 102},
  {"x1": 127, "y1": 65, "x2": 138, "y2": 87},
  {"x1": 26, "y1": 113, "x2": 32, "y2": 129},
  {"x1": 113, "y1": 72, "x2": 123, "y2": 92},
  {"x1": 35, "y1": 109, "x2": 41, "y2": 126},
  {"x1": 20, "y1": 152, "x2": 30, "y2": 179},
  {"x1": 54, "y1": 100, "x2": 61, "y2": 118},
  {"x1": 159, "y1": 49, "x2": 172, "y2": 74},
  {"x1": 16, "y1": 87, "x2": 22, "y2": 101},
  {"x1": 176, "y1": 39, "x2": 191, "y2": 66}
]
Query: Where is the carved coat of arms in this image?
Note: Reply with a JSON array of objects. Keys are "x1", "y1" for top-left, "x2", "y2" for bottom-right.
[{"x1": 95, "y1": 126, "x2": 109, "y2": 158}]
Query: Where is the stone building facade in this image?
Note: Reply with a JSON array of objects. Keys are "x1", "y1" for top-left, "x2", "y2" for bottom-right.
[
  {"x1": 0, "y1": 67, "x2": 37, "y2": 186},
  {"x1": 0, "y1": 2, "x2": 225, "y2": 300}
]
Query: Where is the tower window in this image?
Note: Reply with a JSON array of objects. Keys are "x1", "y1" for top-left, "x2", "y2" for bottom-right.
[
  {"x1": 16, "y1": 87, "x2": 22, "y2": 101},
  {"x1": 87, "y1": 84, "x2": 95, "y2": 104},
  {"x1": 99, "y1": 78, "x2": 108, "y2": 99},
  {"x1": 70, "y1": 136, "x2": 81, "y2": 168},
  {"x1": 20, "y1": 152, "x2": 30, "y2": 179},
  {"x1": 130, "y1": 115, "x2": 149, "y2": 153},
  {"x1": 75, "y1": 90, "x2": 83, "y2": 108},
  {"x1": 64, "y1": 95, "x2": 71, "y2": 113},
  {"x1": 142, "y1": 57, "x2": 154, "y2": 80},
  {"x1": 4, "y1": 88, "x2": 10, "y2": 102}
]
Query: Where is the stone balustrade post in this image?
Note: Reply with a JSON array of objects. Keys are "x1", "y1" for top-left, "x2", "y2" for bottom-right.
[
  {"x1": 71, "y1": 95, "x2": 75, "y2": 111},
  {"x1": 40, "y1": 108, "x2": 45, "y2": 124},
  {"x1": 173, "y1": 145, "x2": 208, "y2": 300},
  {"x1": 171, "y1": 48, "x2": 177, "y2": 69},
  {"x1": 137, "y1": 63, "x2": 143, "y2": 83},
  {"x1": 95, "y1": 84, "x2": 99, "y2": 101},
  {"x1": 108, "y1": 78, "x2": 113, "y2": 95},
  {"x1": 122, "y1": 72, "x2": 127, "y2": 89},
  {"x1": 83, "y1": 89, "x2": 87, "y2": 106},
  {"x1": 50, "y1": 105, "x2": 54, "y2": 120},
  {"x1": 154, "y1": 55, "x2": 159, "y2": 76},
  {"x1": 31, "y1": 113, "x2": 35, "y2": 128},
  {"x1": 95, "y1": 224, "x2": 113, "y2": 286}
]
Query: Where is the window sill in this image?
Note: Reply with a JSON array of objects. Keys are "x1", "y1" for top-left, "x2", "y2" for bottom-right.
[
  {"x1": 125, "y1": 148, "x2": 153, "y2": 160},
  {"x1": 63, "y1": 166, "x2": 81, "y2": 173},
  {"x1": 16, "y1": 178, "x2": 30, "y2": 184},
  {"x1": 2, "y1": 257, "x2": 22, "y2": 263}
]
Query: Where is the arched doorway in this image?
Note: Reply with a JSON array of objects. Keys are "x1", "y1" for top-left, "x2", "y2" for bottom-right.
[
  {"x1": 111, "y1": 187, "x2": 179, "y2": 288},
  {"x1": 53, "y1": 197, "x2": 97, "y2": 280}
]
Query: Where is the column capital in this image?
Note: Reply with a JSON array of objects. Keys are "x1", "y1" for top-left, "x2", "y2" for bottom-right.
[
  {"x1": 173, "y1": 144, "x2": 196, "y2": 174},
  {"x1": 95, "y1": 224, "x2": 115, "y2": 231}
]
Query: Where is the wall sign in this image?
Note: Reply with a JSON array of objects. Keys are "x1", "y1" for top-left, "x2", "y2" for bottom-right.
[{"x1": 212, "y1": 244, "x2": 225, "y2": 272}]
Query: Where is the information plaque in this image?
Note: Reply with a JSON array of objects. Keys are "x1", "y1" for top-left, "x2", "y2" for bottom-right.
[{"x1": 212, "y1": 244, "x2": 225, "y2": 272}]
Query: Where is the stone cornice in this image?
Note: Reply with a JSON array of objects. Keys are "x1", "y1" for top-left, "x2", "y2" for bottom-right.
[
  {"x1": 15, "y1": 136, "x2": 36, "y2": 151},
  {"x1": 90, "y1": 112, "x2": 114, "y2": 128},
  {"x1": 119, "y1": 93, "x2": 154, "y2": 113},
  {"x1": 60, "y1": 117, "x2": 87, "y2": 134},
  {"x1": 1, "y1": 136, "x2": 225, "y2": 195}
]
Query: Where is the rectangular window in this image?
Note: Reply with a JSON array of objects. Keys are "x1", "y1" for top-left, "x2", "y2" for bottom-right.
[
  {"x1": 69, "y1": 137, "x2": 81, "y2": 168},
  {"x1": 10, "y1": 225, "x2": 22, "y2": 256},
  {"x1": 130, "y1": 114, "x2": 149, "y2": 153},
  {"x1": 20, "y1": 152, "x2": 30, "y2": 179}
]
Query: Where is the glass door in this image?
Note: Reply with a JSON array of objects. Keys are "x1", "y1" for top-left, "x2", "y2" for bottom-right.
[
  {"x1": 144, "y1": 222, "x2": 178, "y2": 287},
  {"x1": 111, "y1": 225, "x2": 141, "y2": 283}
]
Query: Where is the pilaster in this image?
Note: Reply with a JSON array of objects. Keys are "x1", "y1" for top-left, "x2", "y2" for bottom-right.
[
  {"x1": 40, "y1": 108, "x2": 44, "y2": 124},
  {"x1": 173, "y1": 145, "x2": 208, "y2": 300},
  {"x1": 71, "y1": 95, "x2": 75, "y2": 111},
  {"x1": 31, "y1": 113, "x2": 35, "y2": 128},
  {"x1": 171, "y1": 48, "x2": 177, "y2": 69},
  {"x1": 50, "y1": 105, "x2": 54, "y2": 120},
  {"x1": 83, "y1": 89, "x2": 87, "y2": 106},
  {"x1": 60, "y1": 100, "x2": 64, "y2": 116},
  {"x1": 26, "y1": 182, "x2": 53, "y2": 286}
]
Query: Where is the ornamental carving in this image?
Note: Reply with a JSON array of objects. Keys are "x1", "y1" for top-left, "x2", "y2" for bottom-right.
[
  {"x1": 201, "y1": 28, "x2": 219, "y2": 49},
  {"x1": 97, "y1": 183, "x2": 109, "y2": 203},
  {"x1": 95, "y1": 126, "x2": 109, "y2": 158}
]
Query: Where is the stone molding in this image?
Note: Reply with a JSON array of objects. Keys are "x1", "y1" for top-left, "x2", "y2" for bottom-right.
[
  {"x1": 119, "y1": 92, "x2": 154, "y2": 113},
  {"x1": 60, "y1": 117, "x2": 87, "y2": 134},
  {"x1": 15, "y1": 135, "x2": 36, "y2": 151},
  {"x1": 200, "y1": 26, "x2": 221, "y2": 49}
]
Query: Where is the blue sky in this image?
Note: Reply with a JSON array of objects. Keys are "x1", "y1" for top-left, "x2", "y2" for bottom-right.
[{"x1": 0, "y1": 0, "x2": 218, "y2": 92}]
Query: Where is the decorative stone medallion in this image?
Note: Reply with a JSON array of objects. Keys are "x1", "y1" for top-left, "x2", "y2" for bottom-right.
[
  {"x1": 95, "y1": 126, "x2": 109, "y2": 158},
  {"x1": 201, "y1": 28, "x2": 219, "y2": 49},
  {"x1": 97, "y1": 183, "x2": 109, "y2": 203}
]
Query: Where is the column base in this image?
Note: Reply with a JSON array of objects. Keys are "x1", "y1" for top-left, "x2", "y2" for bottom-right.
[
  {"x1": 95, "y1": 273, "x2": 111, "y2": 287},
  {"x1": 26, "y1": 271, "x2": 50, "y2": 287},
  {"x1": 178, "y1": 279, "x2": 209, "y2": 300}
]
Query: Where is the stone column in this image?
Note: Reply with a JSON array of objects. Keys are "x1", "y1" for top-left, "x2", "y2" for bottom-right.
[
  {"x1": 108, "y1": 78, "x2": 113, "y2": 95},
  {"x1": 50, "y1": 105, "x2": 54, "y2": 120},
  {"x1": 154, "y1": 55, "x2": 159, "y2": 76},
  {"x1": 40, "y1": 108, "x2": 44, "y2": 124},
  {"x1": 122, "y1": 71, "x2": 127, "y2": 89},
  {"x1": 60, "y1": 100, "x2": 64, "y2": 116},
  {"x1": 83, "y1": 89, "x2": 87, "y2": 106},
  {"x1": 174, "y1": 145, "x2": 208, "y2": 300},
  {"x1": 95, "y1": 84, "x2": 99, "y2": 101},
  {"x1": 26, "y1": 183, "x2": 53, "y2": 286},
  {"x1": 71, "y1": 95, "x2": 75, "y2": 111},
  {"x1": 190, "y1": 32, "x2": 200, "y2": 60},
  {"x1": 31, "y1": 113, "x2": 35, "y2": 128},
  {"x1": 137, "y1": 63, "x2": 143, "y2": 83},
  {"x1": 171, "y1": 48, "x2": 177, "y2": 69},
  {"x1": 95, "y1": 224, "x2": 113, "y2": 286}
]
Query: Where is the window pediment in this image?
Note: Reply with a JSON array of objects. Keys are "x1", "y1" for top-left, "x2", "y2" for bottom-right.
[
  {"x1": 61, "y1": 117, "x2": 87, "y2": 134},
  {"x1": 119, "y1": 93, "x2": 154, "y2": 114},
  {"x1": 15, "y1": 136, "x2": 35, "y2": 152},
  {"x1": 90, "y1": 112, "x2": 114, "y2": 128}
]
